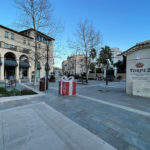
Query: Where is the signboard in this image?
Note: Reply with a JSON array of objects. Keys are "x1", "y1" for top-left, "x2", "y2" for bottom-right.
[{"x1": 128, "y1": 59, "x2": 150, "y2": 81}]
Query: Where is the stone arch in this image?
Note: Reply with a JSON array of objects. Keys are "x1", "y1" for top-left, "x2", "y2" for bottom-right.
[
  {"x1": 19, "y1": 55, "x2": 30, "y2": 80},
  {"x1": 4, "y1": 52, "x2": 17, "y2": 79},
  {"x1": 19, "y1": 55, "x2": 29, "y2": 62},
  {"x1": 4, "y1": 52, "x2": 16, "y2": 61}
]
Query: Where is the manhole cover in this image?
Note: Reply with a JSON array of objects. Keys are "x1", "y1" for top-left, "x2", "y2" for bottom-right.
[{"x1": 98, "y1": 90, "x2": 109, "y2": 92}]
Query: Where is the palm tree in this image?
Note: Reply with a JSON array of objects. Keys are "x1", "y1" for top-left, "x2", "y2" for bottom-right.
[
  {"x1": 90, "y1": 48, "x2": 97, "y2": 61},
  {"x1": 97, "y1": 46, "x2": 112, "y2": 66},
  {"x1": 97, "y1": 46, "x2": 112, "y2": 85}
]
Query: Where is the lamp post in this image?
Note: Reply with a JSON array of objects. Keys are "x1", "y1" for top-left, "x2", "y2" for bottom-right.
[
  {"x1": 46, "y1": 44, "x2": 49, "y2": 90},
  {"x1": 105, "y1": 63, "x2": 108, "y2": 85},
  {"x1": 106, "y1": 58, "x2": 111, "y2": 85}
]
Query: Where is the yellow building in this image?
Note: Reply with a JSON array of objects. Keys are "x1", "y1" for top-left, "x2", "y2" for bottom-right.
[{"x1": 0, "y1": 25, "x2": 54, "y2": 82}]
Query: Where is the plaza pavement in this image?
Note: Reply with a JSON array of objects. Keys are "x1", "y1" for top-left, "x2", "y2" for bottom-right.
[
  {"x1": 0, "y1": 80, "x2": 150, "y2": 150},
  {"x1": 0, "y1": 102, "x2": 115, "y2": 150}
]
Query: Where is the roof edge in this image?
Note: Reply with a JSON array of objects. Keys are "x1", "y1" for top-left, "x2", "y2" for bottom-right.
[
  {"x1": 0, "y1": 25, "x2": 33, "y2": 39},
  {"x1": 20, "y1": 28, "x2": 55, "y2": 41},
  {"x1": 122, "y1": 40, "x2": 150, "y2": 56}
]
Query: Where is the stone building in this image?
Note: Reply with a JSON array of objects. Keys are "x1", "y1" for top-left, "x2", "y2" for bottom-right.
[
  {"x1": 62, "y1": 60, "x2": 68, "y2": 73},
  {"x1": 111, "y1": 48, "x2": 123, "y2": 64},
  {"x1": 122, "y1": 40, "x2": 150, "y2": 98},
  {"x1": 62, "y1": 54, "x2": 87, "y2": 74},
  {"x1": 0, "y1": 25, "x2": 54, "y2": 82},
  {"x1": 53, "y1": 67, "x2": 62, "y2": 76}
]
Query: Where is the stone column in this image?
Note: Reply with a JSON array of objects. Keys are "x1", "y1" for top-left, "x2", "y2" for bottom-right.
[
  {"x1": 0, "y1": 57, "x2": 4, "y2": 81},
  {"x1": 104, "y1": 68, "x2": 106, "y2": 78},
  {"x1": 28, "y1": 67, "x2": 31, "y2": 82},
  {"x1": 114, "y1": 67, "x2": 118, "y2": 77},
  {"x1": 15, "y1": 59, "x2": 19, "y2": 81}
]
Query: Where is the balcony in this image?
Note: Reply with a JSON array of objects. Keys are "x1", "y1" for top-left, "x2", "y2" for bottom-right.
[{"x1": 0, "y1": 41, "x2": 31, "y2": 54}]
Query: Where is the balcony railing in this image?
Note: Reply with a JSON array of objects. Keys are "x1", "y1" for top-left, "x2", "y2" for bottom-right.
[{"x1": 0, "y1": 41, "x2": 30, "y2": 54}]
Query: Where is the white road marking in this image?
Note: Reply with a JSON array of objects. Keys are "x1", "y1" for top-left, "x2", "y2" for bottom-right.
[
  {"x1": 77, "y1": 94, "x2": 150, "y2": 117},
  {"x1": 51, "y1": 87, "x2": 150, "y2": 117},
  {"x1": 77, "y1": 83, "x2": 125, "y2": 89}
]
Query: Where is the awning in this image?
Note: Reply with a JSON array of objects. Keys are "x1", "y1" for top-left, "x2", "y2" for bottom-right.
[
  {"x1": 20, "y1": 61, "x2": 30, "y2": 68},
  {"x1": 45, "y1": 63, "x2": 50, "y2": 70},
  {"x1": 0, "y1": 59, "x2": 2, "y2": 65},
  {"x1": 37, "y1": 63, "x2": 41, "y2": 70},
  {"x1": 5, "y1": 59, "x2": 18, "y2": 67}
]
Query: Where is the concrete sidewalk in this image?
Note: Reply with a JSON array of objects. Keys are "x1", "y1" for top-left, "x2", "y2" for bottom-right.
[{"x1": 0, "y1": 102, "x2": 116, "y2": 150}]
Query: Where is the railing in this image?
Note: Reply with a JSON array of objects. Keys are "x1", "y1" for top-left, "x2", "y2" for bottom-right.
[{"x1": 0, "y1": 41, "x2": 31, "y2": 54}]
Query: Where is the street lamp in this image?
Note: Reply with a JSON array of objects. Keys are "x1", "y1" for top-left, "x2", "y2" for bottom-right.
[
  {"x1": 46, "y1": 41, "x2": 52, "y2": 90},
  {"x1": 106, "y1": 58, "x2": 111, "y2": 85},
  {"x1": 46, "y1": 44, "x2": 49, "y2": 90}
]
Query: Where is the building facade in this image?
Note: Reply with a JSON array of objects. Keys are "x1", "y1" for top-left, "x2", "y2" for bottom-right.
[
  {"x1": 122, "y1": 40, "x2": 150, "y2": 98},
  {"x1": 0, "y1": 25, "x2": 54, "y2": 82},
  {"x1": 62, "y1": 54, "x2": 86, "y2": 74},
  {"x1": 62, "y1": 60, "x2": 68, "y2": 73},
  {"x1": 111, "y1": 48, "x2": 123, "y2": 64},
  {"x1": 53, "y1": 67, "x2": 62, "y2": 77}
]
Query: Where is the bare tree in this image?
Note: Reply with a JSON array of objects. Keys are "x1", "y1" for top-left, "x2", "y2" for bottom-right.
[
  {"x1": 14, "y1": 0, "x2": 57, "y2": 86},
  {"x1": 69, "y1": 18, "x2": 101, "y2": 82}
]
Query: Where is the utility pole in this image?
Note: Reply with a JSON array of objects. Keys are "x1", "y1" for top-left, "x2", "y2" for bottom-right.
[{"x1": 46, "y1": 45, "x2": 49, "y2": 90}]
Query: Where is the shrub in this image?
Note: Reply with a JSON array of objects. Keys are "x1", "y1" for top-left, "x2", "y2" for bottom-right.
[
  {"x1": 117, "y1": 75, "x2": 122, "y2": 80},
  {"x1": 0, "y1": 87, "x2": 8, "y2": 95},
  {"x1": 21, "y1": 89, "x2": 37, "y2": 95},
  {"x1": 9, "y1": 88, "x2": 21, "y2": 96},
  {"x1": 88, "y1": 77, "x2": 95, "y2": 80},
  {"x1": 0, "y1": 87, "x2": 36, "y2": 97}
]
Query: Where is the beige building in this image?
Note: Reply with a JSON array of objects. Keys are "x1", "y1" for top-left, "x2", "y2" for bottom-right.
[
  {"x1": 62, "y1": 54, "x2": 86, "y2": 74},
  {"x1": 111, "y1": 48, "x2": 123, "y2": 64},
  {"x1": 62, "y1": 60, "x2": 68, "y2": 73},
  {"x1": 53, "y1": 67, "x2": 62, "y2": 76},
  {"x1": 122, "y1": 40, "x2": 150, "y2": 98},
  {"x1": 0, "y1": 25, "x2": 54, "y2": 82}
]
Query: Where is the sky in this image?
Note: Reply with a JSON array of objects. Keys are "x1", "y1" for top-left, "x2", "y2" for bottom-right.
[{"x1": 0, "y1": 0, "x2": 150, "y2": 67}]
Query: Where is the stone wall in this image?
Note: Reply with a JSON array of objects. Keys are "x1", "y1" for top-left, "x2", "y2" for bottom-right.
[{"x1": 126, "y1": 48, "x2": 150, "y2": 97}]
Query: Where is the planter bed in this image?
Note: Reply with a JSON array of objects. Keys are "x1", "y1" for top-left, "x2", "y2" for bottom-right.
[{"x1": 0, "y1": 87, "x2": 37, "y2": 97}]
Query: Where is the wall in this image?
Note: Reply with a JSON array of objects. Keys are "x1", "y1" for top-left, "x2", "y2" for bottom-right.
[
  {"x1": 126, "y1": 48, "x2": 150, "y2": 96},
  {"x1": 116, "y1": 73, "x2": 126, "y2": 80}
]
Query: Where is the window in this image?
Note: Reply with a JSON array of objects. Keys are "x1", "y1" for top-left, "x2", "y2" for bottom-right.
[
  {"x1": 23, "y1": 48, "x2": 29, "y2": 54},
  {"x1": 10, "y1": 45, "x2": 16, "y2": 50},
  {"x1": 11, "y1": 33, "x2": 14, "y2": 40},
  {"x1": 48, "y1": 41, "x2": 52, "y2": 46},
  {"x1": 23, "y1": 38, "x2": 26, "y2": 44},
  {"x1": 27, "y1": 39, "x2": 30, "y2": 45},
  {"x1": 5, "y1": 31, "x2": 9, "y2": 38},
  {"x1": 4, "y1": 43, "x2": 9, "y2": 49}
]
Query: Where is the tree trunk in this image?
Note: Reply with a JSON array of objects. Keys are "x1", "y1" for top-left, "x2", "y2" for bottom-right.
[
  {"x1": 33, "y1": 30, "x2": 38, "y2": 86},
  {"x1": 46, "y1": 45, "x2": 49, "y2": 90},
  {"x1": 106, "y1": 65, "x2": 108, "y2": 85},
  {"x1": 94, "y1": 67, "x2": 96, "y2": 80},
  {"x1": 85, "y1": 52, "x2": 88, "y2": 83}
]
